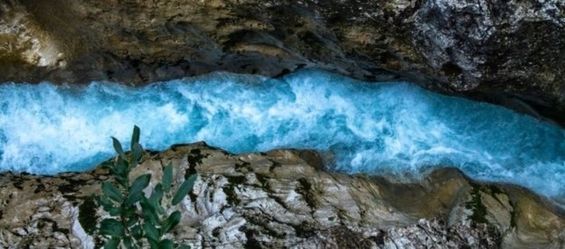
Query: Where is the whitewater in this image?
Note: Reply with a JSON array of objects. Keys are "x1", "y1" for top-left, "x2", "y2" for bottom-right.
[{"x1": 0, "y1": 70, "x2": 563, "y2": 200}]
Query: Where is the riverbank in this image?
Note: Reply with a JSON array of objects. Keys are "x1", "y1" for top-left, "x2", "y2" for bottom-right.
[{"x1": 1, "y1": 143, "x2": 563, "y2": 248}]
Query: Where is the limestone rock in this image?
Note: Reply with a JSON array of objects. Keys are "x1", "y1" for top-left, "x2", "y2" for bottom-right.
[{"x1": 0, "y1": 143, "x2": 563, "y2": 248}]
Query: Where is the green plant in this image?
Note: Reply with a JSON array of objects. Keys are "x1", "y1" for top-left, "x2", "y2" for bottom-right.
[{"x1": 97, "y1": 126, "x2": 197, "y2": 249}]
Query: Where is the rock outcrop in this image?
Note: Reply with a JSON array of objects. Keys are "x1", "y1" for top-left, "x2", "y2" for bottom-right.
[
  {"x1": 0, "y1": 0, "x2": 564, "y2": 123},
  {"x1": 0, "y1": 143, "x2": 563, "y2": 249}
]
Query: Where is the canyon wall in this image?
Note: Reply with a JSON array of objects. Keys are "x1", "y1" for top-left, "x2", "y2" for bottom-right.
[{"x1": 0, "y1": 0, "x2": 564, "y2": 123}]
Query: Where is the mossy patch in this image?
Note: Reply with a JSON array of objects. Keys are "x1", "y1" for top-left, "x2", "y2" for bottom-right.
[
  {"x1": 222, "y1": 175, "x2": 248, "y2": 206},
  {"x1": 448, "y1": 184, "x2": 504, "y2": 246},
  {"x1": 292, "y1": 221, "x2": 315, "y2": 238},
  {"x1": 226, "y1": 175, "x2": 247, "y2": 185},
  {"x1": 185, "y1": 149, "x2": 205, "y2": 178},
  {"x1": 37, "y1": 217, "x2": 70, "y2": 234},
  {"x1": 466, "y1": 186, "x2": 488, "y2": 225},
  {"x1": 223, "y1": 184, "x2": 240, "y2": 206},
  {"x1": 244, "y1": 229, "x2": 263, "y2": 249},
  {"x1": 78, "y1": 195, "x2": 98, "y2": 235},
  {"x1": 244, "y1": 213, "x2": 287, "y2": 239},
  {"x1": 58, "y1": 178, "x2": 89, "y2": 194},
  {"x1": 256, "y1": 174, "x2": 270, "y2": 189},
  {"x1": 34, "y1": 183, "x2": 46, "y2": 193}
]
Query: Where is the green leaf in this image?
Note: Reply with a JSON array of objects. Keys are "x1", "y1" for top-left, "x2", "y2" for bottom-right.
[
  {"x1": 100, "y1": 161, "x2": 114, "y2": 170},
  {"x1": 125, "y1": 174, "x2": 151, "y2": 206},
  {"x1": 125, "y1": 192, "x2": 143, "y2": 207},
  {"x1": 142, "y1": 195, "x2": 158, "y2": 213},
  {"x1": 143, "y1": 191, "x2": 164, "y2": 216},
  {"x1": 100, "y1": 218, "x2": 124, "y2": 237},
  {"x1": 125, "y1": 215, "x2": 138, "y2": 227},
  {"x1": 112, "y1": 137, "x2": 126, "y2": 160},
  {"x1": 150, "y1": 184, "x2": 165, "y2": 214},
  {"x1": 131, "y1": 224, "x2": 144, "y2": 240},
  {"x1": 131, "y1": 125, "x2": 140, "y2": 148},
  {"x1": 159, "y1": 239, "x2": 174, "y2": 249},
  {"x1": 143, "y1": 222, "x2": 160, "y2": 242},
  {"x1": 162, "y1": 163, "x2": 173, "y2": 193},
  {"x1": 148, "y1": 239, "x2": 159, "y2": 249},
  {"x1": 150, "y1": 184, "x2": 163, "y2": 203},
  {"x1": 115, "y1": 158, "x2": 129, "y2": 178},
  {"x1": 130, "y1": 174, "x2": 151, "y2": 194},
  {"x1": 161, "y1": 211, "x2": 181, "y2": 233},
  {"x1": 115, "y1": 177, "x2": 128, "y2": 190},
  {"x1": 123, "y1": 236, "x2": 134, "y2": 249},
  {"x1": 97, "y1": 196, "x2": 120, "y2": 215},
  {"x1": 103, "y1": 237, "x2": 120, "y2": 249},
  {"x1": 131, "y1": 143, "x2": 144, "y2": 164},
  {"x1": 172, "y1": 174, "x2": 197, "y2": 205},
  {"x1": 140, "y1": 198, "x2": 159, "y2": 226},
  {"x1": 108, "y1": 206, "x2": 121, "y2": 216},
  {"x1": 98, "y1": 196, "x2": 116, "y2": 211},
  {"x1": 176, "y1": 245, "x2": 191, "y2": 249},
  {"x1": 122, "y1": 206, "x2": 137, "y2": 219},
  {"x1": 102, "y1": 182, "x2": 122, "y2": 202}
]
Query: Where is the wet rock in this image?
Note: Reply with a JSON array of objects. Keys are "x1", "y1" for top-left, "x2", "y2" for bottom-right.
[
  {"x1": 0, "y1": 0, "x2": 563, "y2": 123},
  {"x1": 0, "y1": 143, "x2": 563, "y2": 248}
]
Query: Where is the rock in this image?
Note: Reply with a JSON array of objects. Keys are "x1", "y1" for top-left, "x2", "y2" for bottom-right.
[
  {"x1": 0, "y1": 0, "x2": 563, "y2": 123},
  {"x1": 0, "y1": 143, "x2": 563, "y2": 248}
]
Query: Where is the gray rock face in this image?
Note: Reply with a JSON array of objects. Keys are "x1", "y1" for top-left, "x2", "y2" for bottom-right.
[
  {"x1": 0, "y1": 0, "x2": 563, "y2": 123},
  {"x1": 0, "y1": 143, "x2": 563, "y2": 248},
  {"x1": 410, "y1": 0, "x2": 564, "y2": 121}
]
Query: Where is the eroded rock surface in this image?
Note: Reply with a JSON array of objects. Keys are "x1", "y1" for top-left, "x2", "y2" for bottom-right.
[
  {"x1": 0, "y1": 143, "x2": 563, "y2": 248},
  {"x1": 0, "y1": 0, "x2": 563, "y2": 122}
]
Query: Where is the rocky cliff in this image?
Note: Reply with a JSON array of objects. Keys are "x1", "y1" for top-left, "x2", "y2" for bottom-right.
[
  {"x1": 0, "y1": 143, "x2": 563, "y2": 249},
  {"x1": 0, "y1": 0, "x2": 564, "y2": 123}
]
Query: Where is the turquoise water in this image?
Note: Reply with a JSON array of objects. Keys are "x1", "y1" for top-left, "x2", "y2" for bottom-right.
[{"x1": 0, "y1": 70, "x2": 563, "y2": 199}]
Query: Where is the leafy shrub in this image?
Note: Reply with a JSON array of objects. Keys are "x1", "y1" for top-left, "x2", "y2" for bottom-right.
[{"x1": 96, "y1": 126, "x2": 196, "y2": 249}]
